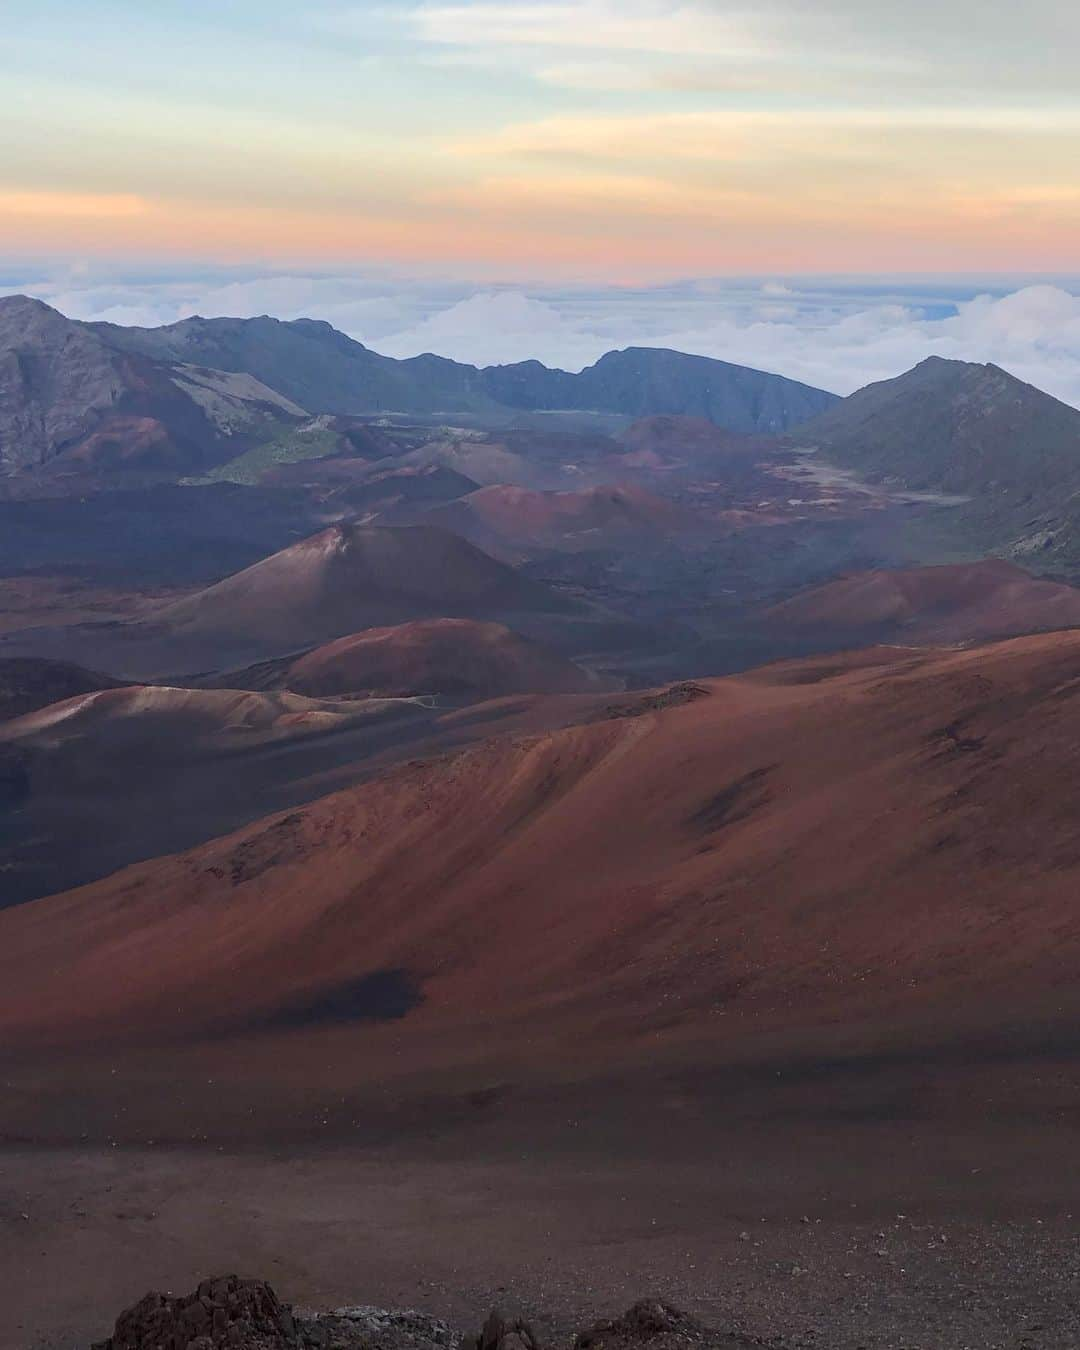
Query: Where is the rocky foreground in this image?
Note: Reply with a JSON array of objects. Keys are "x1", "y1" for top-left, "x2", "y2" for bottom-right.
[{"x1": 90, "y1": 1278, "x2": 751, "y2": 1350}]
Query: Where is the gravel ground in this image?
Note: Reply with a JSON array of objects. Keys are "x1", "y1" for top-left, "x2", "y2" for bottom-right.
[{"x1": 4, "y1": 1118, "x2": 1080, "y2": 1350}]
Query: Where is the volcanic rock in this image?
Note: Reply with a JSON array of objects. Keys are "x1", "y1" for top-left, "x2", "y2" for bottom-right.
[{"x1": 91, "y1": 1275, "x2": 298, "y2": 1350}]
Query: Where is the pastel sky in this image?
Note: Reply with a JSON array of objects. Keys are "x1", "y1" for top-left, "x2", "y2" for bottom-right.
[{"x1": 5, "y1": 0, "x2": 1080, "y2": 278}]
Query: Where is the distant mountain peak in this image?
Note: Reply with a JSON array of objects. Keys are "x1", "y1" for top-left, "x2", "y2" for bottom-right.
[{"x1": 797, "y1": 356, "x2": 1080, "y2": 540}]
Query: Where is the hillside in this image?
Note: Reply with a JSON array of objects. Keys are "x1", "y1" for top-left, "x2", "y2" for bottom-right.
[
  {"x1": 325, "y1": 463, "x2": 481, "y2": 517},
  {"x1": 154, "y1": 522, "x2": 571, "y2": 654},
  {"x1": 283, "y1": 618, "x2": 600, "y2": 700},
  {"x1": 0, "y1": 656, "x2": 124, "y2": 722},
  {"x1": 0, "y1": 296, "x2": 305, "y2": 479},
  {"x1": 88, "y1": 312, "x2": 837, "y2": 433},
  {"x1": 618, "y1": 414, "x2": 760, "y2": 462},
  {"x1": 767, "y1": 558, "x2": 1080, "y2": 645},
  {"x1": 0, "y1": 518, "x2": 660, "y2": 681},
  {"x1": 794, "y1": 355, "x2": 1080, "y2": 569},
  {"x1": 427, "y1": 483, "x2": 691, "y2": 556},
  {"x1": 798, "y1": 356, "x2": 1080, "y2": 503},
  {"x1": 6, "y1": 633, "x2": 1080, "y2": 1091},
  {"x1": 483, "y1": 346, "x2": 837, "y2": 432},
  {"x1": 89, "y1": 313, "x2": 505, "y2": 419},
  {"x1": 0, "y1": 683, "x2": 437, "y2": 905}
]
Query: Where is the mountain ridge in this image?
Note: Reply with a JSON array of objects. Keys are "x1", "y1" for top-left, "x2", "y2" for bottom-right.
[{"x1": 84, "y1": 307, "x2": 838, "y2": 432}]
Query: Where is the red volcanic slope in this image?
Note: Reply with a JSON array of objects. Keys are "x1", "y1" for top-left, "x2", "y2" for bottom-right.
[
  {"x1": 286, "y1": 618, "x2": 599, "y2": 700},
  {"x1": 155, "y1": 522, "x2": 569, "y2": 649},
  {"x1": 768, "y1": 558, "x2": 1080, "y2": 643},
  {"x1": 5, "y1": 632, "x2": 1080, "y2": 1074},
  {"x1": 429, "y1": 483, "x2": 690, "y2": 554}
]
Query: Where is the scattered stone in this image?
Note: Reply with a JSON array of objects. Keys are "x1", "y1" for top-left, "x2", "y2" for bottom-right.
[{"x1": 303, "y1": 1305, "x2": 461, "y2": 1350}]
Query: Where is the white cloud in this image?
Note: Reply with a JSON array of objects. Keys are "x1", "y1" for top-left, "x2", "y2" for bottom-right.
[
  {"x1": 377, "y1": 291, "x2": 580, "y2": 365},
  {"x1": 398, "y1": 0, "x2": 1080, "y2": 95},
  {"x1": 408, "y1": 2, "x2": 760, "y2": 58},
  {"x1": 378, "y1": 282, "x2": 1080, "y2": 410}
]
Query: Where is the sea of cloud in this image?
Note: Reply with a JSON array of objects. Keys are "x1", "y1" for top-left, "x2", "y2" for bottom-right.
[{"x1": 6, "y1": 265, "x2": 1080, "y2": 408}]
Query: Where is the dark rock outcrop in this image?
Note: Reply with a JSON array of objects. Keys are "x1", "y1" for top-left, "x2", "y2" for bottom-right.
[
  {"x1": 91, "y1": 1275, "x2": 299, "y2": 1350},
  {"x1": 91, "y1": 1281, "x2": 463, "y2": 1350},
  {"x1": 89, "y1": 1285, "x2": 756, "y2": 1350},
  {"x1": 461, "y1": 1309, "x2": 542, "y2": 1350}
]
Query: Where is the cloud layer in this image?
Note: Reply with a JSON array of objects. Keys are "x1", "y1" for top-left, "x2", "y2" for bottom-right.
[{"x1": 9, "y1": 270, "x2": 1080, "y2": 408}]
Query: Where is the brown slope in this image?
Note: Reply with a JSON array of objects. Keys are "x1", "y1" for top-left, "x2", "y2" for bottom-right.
[
  {"x1": 617, "y1": 415, "x2": 761, "y2": 463},
  {"x1": 158, "y1": 522, "x2": 569, "y2": 641},
  {"x1": 283, "y1": 619, "x2": 601, "y2": 700},
  {"x1": 332, "y1": 463, "x2": 481, "y2": 518},
  {"x1": 767, "y1": 558, "x2": 1080, "y2": 644},
  {"x1": 428, "y1": 483, "x2": 692, "y2": 557},
  {"x1": 392, "y1": 437, "x2": 545, "y2": 489},
  {"x1": 5, "y1": 632, "x2": 1080, "y2": 1086},
  {"x1": 0, "y1": 673, "x2": 621, "y2": 908},
  {"x1": 2, "y1": 522, "x2": 577, "y2": 681}
]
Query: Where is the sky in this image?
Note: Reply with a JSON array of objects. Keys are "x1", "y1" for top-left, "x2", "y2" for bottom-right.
[
  {"x1": 5, "y1": 2, "x2": 1080, "y2": 402},
  {"x1": 5, "y1": 1, "x2": 1080, "y2": 277}
]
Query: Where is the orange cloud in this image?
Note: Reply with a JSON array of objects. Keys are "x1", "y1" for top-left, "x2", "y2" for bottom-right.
[
  {"x1": 2, "y1": 170, "x2": 1079, "y2": 281},
  {"x1": 0, "y1": 190, "x2": 149, "y2": 219}
]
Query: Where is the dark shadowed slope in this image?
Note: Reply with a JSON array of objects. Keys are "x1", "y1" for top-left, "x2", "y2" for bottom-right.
[
  {"x1": 481, "y1": 347, "x2": 838, "y2": 432},
  {"x1": 0, "y1": 684, "x2": 435, "y2": 905},
  {"x1": 797, "y1": 356, "x2": 1080, "y2": 497},
  {"x1": 0, "y1": 673, "x2": 619, "y2": 906},
  {"x1": 87, "y1": 312, "x2": 838, "y2": 433},
  {"x1": 796, "y1": 356, "x2": 1080, "y2": 570},
  {"x1": 0, "y1": 657, "x2": 124, "y2": 722},
  {"x1": 6, "y1": 632, "x2": 1080, "y2": 1101}
]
